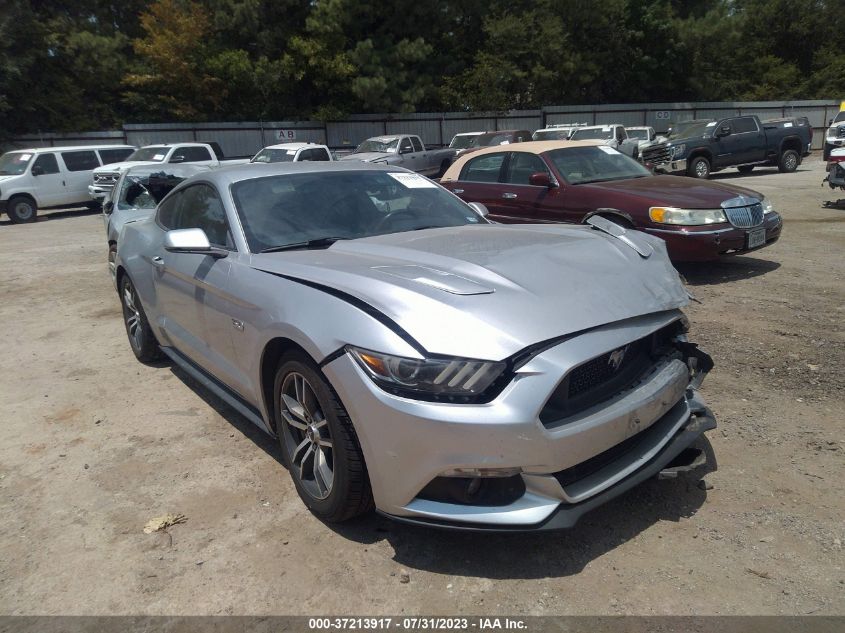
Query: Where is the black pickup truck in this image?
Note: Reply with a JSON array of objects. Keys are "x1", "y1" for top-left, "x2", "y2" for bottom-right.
[{"x1": 641, "y1": 115, "x2": 812, "y2": 179}]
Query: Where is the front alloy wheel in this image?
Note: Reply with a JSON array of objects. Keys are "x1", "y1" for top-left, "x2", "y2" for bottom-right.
[{"x1": 280, "y1": 372, "x2": 334, "y2": 500}]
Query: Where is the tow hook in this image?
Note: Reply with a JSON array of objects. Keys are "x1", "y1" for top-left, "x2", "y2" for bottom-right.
[{"x1": 658, "y1": 447, "x2": 707, "y2": 479}]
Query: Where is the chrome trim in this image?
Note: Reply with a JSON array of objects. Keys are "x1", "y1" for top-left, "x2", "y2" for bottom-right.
[{"x1": 644, "y1": 226, "x2": 734, "y2": 236}]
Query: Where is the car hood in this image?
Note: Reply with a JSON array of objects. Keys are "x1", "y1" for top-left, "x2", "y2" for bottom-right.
[
  {"x1": 339, "y1": 152, "x2": 392, "y2": 162},
  {"x1": 582, "y1": 175, "x2": 763, "y2": 208},
  {"x1": 249, "y1": 224, "x2": 688, "y2": 360},
  {"x1": 95, "y1": 160, "x2": 164, "y2": 173}
]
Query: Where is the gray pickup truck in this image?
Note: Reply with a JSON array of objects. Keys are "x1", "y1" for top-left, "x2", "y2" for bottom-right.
[{"x1": 339, "y1": 134, "x2": 455, "y2": 177}]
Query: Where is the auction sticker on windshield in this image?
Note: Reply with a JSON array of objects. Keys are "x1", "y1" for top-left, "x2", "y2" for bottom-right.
[{"x1": 388, "y1": 173, "x2": 438, "y2": 188}]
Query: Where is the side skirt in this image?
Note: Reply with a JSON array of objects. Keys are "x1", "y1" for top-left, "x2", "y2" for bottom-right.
[{"x1": 159, "y1": 346, "x2": 272, "y2": 435}]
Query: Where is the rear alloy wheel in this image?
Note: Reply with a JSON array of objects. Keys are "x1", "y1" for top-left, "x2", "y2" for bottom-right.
[
  {"x1": 119, "y1": 275, "x2": 161, "y2": 363},
  {"x1": 6, "y1": 195, "x2": 37, "y2": 223},
  {"x1": 275, "y1": 352, "x2": 372, "y2": 522},
  {"x1": 778, "y1": 149, "x2": 799, "y2": 173},
  {"x1": 688, "y1": 156, "x2": 711, "y2": 179}
]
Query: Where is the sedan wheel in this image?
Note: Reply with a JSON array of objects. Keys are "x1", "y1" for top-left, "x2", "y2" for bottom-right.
[
  {"x1": 119, "y1": 275, "x2": 161, "y2": 363},
  {"x1": 279, "y1": 372, "x2": 335, "y2": 500},
  {"x1": 274, "y1": 352, "x2": 373, "y2": 522}
]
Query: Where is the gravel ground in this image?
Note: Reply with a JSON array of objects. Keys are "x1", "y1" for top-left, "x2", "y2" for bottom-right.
[{"x1": 0, "y1": 157, "x2": 842, "y2": 616}]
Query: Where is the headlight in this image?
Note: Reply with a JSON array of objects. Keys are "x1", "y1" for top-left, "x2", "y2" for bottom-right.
[
  {"x1": 649, "y1": 206, "x2": 727, "y2": 225},
  {"x1": 348, "y1": 346, "x2": 506, "y2": 400},
  {"x1": 762, "y1": 199, "x2": 774, "y2": 215},
  {"x1": 670, "y1": 144, "x2": 686, "y2": 158}
]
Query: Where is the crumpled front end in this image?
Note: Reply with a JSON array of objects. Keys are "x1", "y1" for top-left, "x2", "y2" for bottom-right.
[{"x1": 324, "y1": 309, "x2": 716, "y2": 530}]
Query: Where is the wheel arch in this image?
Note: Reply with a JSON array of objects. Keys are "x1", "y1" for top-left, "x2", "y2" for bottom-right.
[
  {"x1": 779, "y1": 135, "x2": 803, "y2": 154},
  {"x1": 259, "y1": 337, "x2": 317, "y2": 434},
  {"x1": 7, "y1": 191, "x2": 39, "y2": 207},
  {"x1": 687, "y1": 148, "x2": 712, "y2": 163}
]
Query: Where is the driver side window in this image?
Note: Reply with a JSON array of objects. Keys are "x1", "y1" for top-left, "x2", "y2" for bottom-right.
[
  {"x1": 399, "y1": 138, "x2": 413, "y2": 153},
  {"x1": 157, "y1": 185, "x2": 234, "y2": 249}
]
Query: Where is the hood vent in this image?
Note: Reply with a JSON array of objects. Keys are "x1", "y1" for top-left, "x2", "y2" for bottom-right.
[{"x1": 372, "y1": 265, "x2": 494, "y2": 295}]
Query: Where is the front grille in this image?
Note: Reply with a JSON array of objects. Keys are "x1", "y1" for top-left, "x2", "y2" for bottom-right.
[
  {"x1": 642, "y1": 144, "x2": 671, "y2": 164},
  {"x1": 838, "y1": 126, "x2": 845, "y2": 139},
  {"x1": 724, "y1": 203, "x2": 764, "y2": 228},
  {"x1": 540, "y1": 322, "x2": 682, "y2": 425},
  {"x1": 94, "y1": 173, "x2": 120, "y2": 184}
]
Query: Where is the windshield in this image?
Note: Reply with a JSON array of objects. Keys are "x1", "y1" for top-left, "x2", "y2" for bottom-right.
[
  {"x1": 667, "y1": 121, "x2": 715, "y2": 139},
  {"x1": 834, "y1": 111, "x2": 845, "y2": 124},
  {"x1": 449, "y1": 135, "x2": 479, "y2": 149},
  {"x1": 627, "y1": 129, "x2": 650, "y2": 140},
  {"x1": 252, "y1": 148, "x2": 297, "y2": 163},
  {"x1": 0, "y1": 152, "x2": 33, "y2": 175},
  {"x1": 231, "y1": 171, "x2": 484, "y2": 252},
  {"x1": 126, "y1": 147, "x2": 169, "y2": 162},
  {"x1": 470, "y1": 133, "x2": 512, "y2": 147},
  {"x1": 533, "y1": 130, "x2": 570, "y2": 140},
  {"x1": 117, "y1": 172, "x2": 187, "y2": 211},
  {"x1": 547, "y1": 146, "x2": 651, "y2": 185},
  {"x1": 356, "y1": 139, "x2": 398, "y2": 153},
  {"x1": 570, "y1": 128, "x2": 613, "y2": 141}
]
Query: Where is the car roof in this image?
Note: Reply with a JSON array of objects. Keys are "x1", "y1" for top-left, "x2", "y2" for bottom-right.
[
  {"x1": 440, "y1": 140, "x2": 604, "y2": 182},
  {"x1": 6, "y1": 145, "x2": 133, "y2": 154},
  {"x1": 626, "y1": 126, "x2": 652, "y2": 130},
  {"x1": 260, "y1": 142, "x2": 324, "y2": 150},
  {"x1": 453, "y1": 132, "x2": 483, "y2": 136},
  {"x1": 573, "y1": 124, "x2": 620, "y2": 130},
  {"x1": 123, "y1": 164, "x2": 211, "y2": 178},
  {"x1": 184, "y1": 160, "x2": 408, "y2": 189}
]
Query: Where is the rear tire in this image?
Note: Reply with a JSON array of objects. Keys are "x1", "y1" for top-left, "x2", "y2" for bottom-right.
[
  {"x1": 778, "y1": 149, "x2": 799, "y2": 173},
  {"x1": 737, "y1": 165, "x2": 754, "y2": 174},
  {"x1": 119, "y1": 275, "x2": 161, "y2": 363},
  {"x1": 274, "y1": 351, "x2": 373, "y2": 523},
  {"x1": 6, "y1": 195, "x2": 37, "y2": 223},
  {"x1": 687, "y1": 156, "x2": 711, "y2": 179}
]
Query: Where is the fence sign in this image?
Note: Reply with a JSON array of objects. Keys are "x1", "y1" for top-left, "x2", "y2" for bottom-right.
[
  {"x1": 655, "y1": 111, "x2": 671, "y2": 120},
  {"x1": 276, "y1": 129, "x2": 297, "y2": 141}
]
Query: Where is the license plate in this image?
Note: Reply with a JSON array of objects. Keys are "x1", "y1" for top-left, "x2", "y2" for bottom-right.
[{"x1": 747, "y1": 228, "x2": 766, "y2": 249}]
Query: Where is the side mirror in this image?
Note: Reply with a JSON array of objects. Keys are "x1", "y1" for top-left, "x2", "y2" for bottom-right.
[
  {"x1": 163, "y1": 228, "x2": 228, "y2": 258},
  {"x1": 528, "y1": 172, "x2": 552, "y2": 187},
  {"x1": 31, "y1": 165, "x2": 44, "y2": 176},
  {"x1": 717, "y1": 126, "x2": 731, "y2": 137},
  {"x1": 169, "y1": 155, "x2": 185, "y2": 163},
  {"x1": 103, "y1": 200, "x2": 114, "y2": 214},
  {"x1": 467, "y1": 202, "x2": 489, "y2": 218}
]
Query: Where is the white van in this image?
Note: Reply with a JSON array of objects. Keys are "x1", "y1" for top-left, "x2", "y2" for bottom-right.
[{"x1": 0, "y1": 145, "x2": 135, "y2": 223}]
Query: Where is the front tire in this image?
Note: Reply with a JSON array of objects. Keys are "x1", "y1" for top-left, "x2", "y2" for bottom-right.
[
  {"x1": 6, "y1": 195, "x2": 37, "y2": 223},
  {"x1": 687, "y1": 156, "x2": 711, "y2": 179},
  {"x1": 119, "y1": 275, "x2": 161, "y2": 363},
  {"x1": 778, "y1": 149, "x2": 799, "y2": 173},
  {"x1": 274, "y1": 352, "x2": 372, "y2": 522}
]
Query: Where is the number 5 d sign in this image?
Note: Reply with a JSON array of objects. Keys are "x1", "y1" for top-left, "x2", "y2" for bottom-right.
[{"x1": 276, "y1": 129, "x2": 297, "y2": 141}]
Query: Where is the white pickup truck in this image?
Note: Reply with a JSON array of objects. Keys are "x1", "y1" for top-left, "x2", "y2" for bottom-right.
[
  {"x1": 89, "y1": 142, "x2": 248, "y2": 198},
  {"x1": 339, "y1": 135, "x2": 455, "y2": 177},
  {"x1": 250, "y1": 142, "x2": 334, "y2": 163}
]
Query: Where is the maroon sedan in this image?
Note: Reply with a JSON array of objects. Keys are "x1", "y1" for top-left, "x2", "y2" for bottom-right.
[{"x1": 440, "y1": 140, "x2": 783, "y2": 262}]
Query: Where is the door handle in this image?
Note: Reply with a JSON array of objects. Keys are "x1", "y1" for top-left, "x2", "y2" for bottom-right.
[
  {"x1": 453, "y1": 188, "x2": 464, "y2": 194},
  {"x1": 502, "y1": 192, "x2": 518, "y2": 199},
  {"x1": 152, "y1": 256, "x2": 164, "y2": 268}
]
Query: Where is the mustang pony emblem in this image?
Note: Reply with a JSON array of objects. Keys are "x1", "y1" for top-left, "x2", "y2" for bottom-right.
[{"x1": 607, "y1": 346, "x2": 629, "y2": 371}]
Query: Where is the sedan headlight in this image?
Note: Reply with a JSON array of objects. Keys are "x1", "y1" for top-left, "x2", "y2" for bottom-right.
[
  {"x1": 670, "y1": 144, "x2": 686, "y2": 158},
  {"x1": 762, "y1": 199, "x2": 774, "y2": 215},
  {"x1": 649, "y1": 206, "x2": 727, "y2": 225},
  {"x1": 348, "y1": 347, "x2": 506, "y2": 400}
]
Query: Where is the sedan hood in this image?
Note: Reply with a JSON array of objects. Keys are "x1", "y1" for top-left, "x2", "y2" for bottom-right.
[
  {"x1": 585, "y1": 175, "x2": 762, "y2": 208},
  {"x1": 339, "y1": 152, "x2": 392, "y2": 162},
  {"x1": 250, "y1": 224, "x2": 688, "y2": 360}
]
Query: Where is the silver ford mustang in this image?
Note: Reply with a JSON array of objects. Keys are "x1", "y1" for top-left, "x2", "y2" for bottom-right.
[{"x1": 115, "y1": 161, "x2": 717, "y2": 530}]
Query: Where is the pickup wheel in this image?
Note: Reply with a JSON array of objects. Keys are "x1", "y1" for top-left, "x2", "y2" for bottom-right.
[
  {"x1": 274, "y1": 351, "x2": 373, "y2": 523},
  {"x1": 778, "y1": 149, "x2": 799, "y2": 173},
  {"x1": 687, "y1": 156, "x2": 711, "y2": 179},
  {"x1": 737, "y1": 165, "x2": 754, "y2": 174},
  {"x1": 6, "y1": 195, "x2": 37, "y2": 223}
]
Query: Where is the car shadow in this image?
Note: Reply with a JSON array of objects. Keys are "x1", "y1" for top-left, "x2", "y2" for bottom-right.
[
  {"x1": 675, "y1": 256, "x2": 781, "y2": 286},
  {"x1": 165, "y1": 354, "x2": 715, "y2": 580},
  {"x1": 0, "y1": 206, "x2": 100, "y2": 226}
]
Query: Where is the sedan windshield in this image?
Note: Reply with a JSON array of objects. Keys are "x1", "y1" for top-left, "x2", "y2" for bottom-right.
[
  {"x1": 627, "y1": 129, "x2": 650, "y2": 140},
  {"x1": 449, "y1": 135, "x2": 479, "y2": 149},
  {"x1": 546, "y1": 146, "x2": 651, "y2": 185},
  {"x1": 126, "y1": 147, "x2": 168, "y2": 162},
  {"x1": 356, "y1": 139, "x2": 398, "y2": 153},
  {"x1": 231, "y1": 171, "x2": 484, "y2": 252},
  {"x1": 570, "y1": 128, "x2": 614, "y2": 141},
  {"x1": 0, "y1": 152, "x2": 33, "y2": 175},
  {"x1": 252, "y1": 148, "x2": 297, "y2": 163},
  {"x1": 470, "y1": 133, "x2": 512, "y2": 147},
  {"x1": 667, "y1": 121, "x2": 715, "y2": 139}
]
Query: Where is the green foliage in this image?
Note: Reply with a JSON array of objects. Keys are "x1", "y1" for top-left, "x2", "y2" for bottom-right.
[{"x1": 2, "y1": 0, "x2": 844, "y2": 136}]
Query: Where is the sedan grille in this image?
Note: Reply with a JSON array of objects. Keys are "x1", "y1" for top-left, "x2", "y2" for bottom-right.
[
  {"x1": 641, "y1": 144, "x2": 671, "y2": 164},
  {"x1": 724, "y1": 203, "x2": 764, "y2": 228},
  {"x1": 540, "y1": 322, "x2": 681, "y2": 426}
]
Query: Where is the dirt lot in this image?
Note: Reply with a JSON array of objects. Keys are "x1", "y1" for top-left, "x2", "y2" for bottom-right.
[{"x1": 0, "y1": 158, "x2": 843, "y2": 617}]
